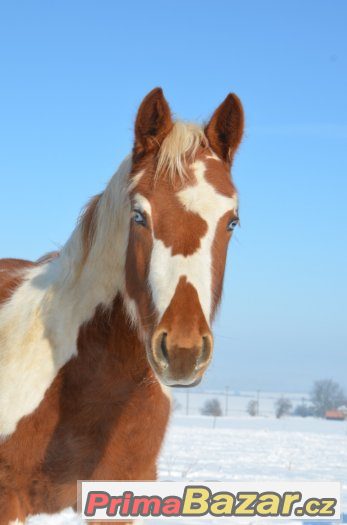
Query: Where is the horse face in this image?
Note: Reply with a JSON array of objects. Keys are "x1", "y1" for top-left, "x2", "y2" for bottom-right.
[{"x1": 125, "y1": 88, "x2": 244, "y2": 387}]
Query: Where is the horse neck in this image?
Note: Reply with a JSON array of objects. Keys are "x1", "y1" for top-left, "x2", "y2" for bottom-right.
[
  {"x1": 0, "y1": 158, "x2": 139, "y2": 436},
  {"x1": 41, "y1": 158, "x2": 132, "y2": 363},
  {"x1": 77, "y1": 294, "x2": 152, "y2": 386}
]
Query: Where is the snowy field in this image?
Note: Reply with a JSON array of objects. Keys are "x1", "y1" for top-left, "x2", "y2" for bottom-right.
[{"x1": 27, "y1": 413, "x2": 347, "y2": 525}]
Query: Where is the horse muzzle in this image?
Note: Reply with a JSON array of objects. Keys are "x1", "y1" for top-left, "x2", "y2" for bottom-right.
[{"x1": 149, "y1": 328, "x2": 213, "y2": 387}]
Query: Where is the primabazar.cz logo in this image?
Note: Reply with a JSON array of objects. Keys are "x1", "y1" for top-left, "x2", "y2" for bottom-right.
[{"x1": 78, "y1": 481, "x2": 340, "y2": 521}]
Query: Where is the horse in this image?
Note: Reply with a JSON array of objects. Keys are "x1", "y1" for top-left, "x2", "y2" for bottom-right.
[{"x1": 0, "y1": 87, "x2": 244, "y2": 524}]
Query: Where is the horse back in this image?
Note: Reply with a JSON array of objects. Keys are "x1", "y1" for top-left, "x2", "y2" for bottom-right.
[
  {"x1": 0, "y1": 253, "x2": 60, "y2": 305},
  {"x1": 0, "y1": 258, "x2": 36, "y2": 304}
]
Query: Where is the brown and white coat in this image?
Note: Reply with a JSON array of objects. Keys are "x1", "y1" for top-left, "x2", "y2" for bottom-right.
[{"x1": 0, "y1": 88, "x2": 244, "y2": 524}]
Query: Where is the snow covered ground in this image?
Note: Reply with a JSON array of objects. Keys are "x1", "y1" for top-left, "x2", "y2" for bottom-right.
[{"x1": 27, "y1": 413, "x2": 347, "y2": 524}]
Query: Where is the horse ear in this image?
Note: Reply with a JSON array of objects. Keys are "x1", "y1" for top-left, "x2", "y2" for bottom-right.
[
  {"x1": 133, "y1": 87, "x2": 173, "y2": 159},
  {"x1": 205, "y1": 93, "x2": 244, "y2": 163}
]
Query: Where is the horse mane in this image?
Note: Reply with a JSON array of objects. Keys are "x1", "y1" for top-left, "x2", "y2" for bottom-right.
[
  {"x1": 0, "y1": 157, "x2": 132, "y2": 436},
  {"x1": 79, "y1": 155, "x2": 131, "y2": 262},
  {"x1": 156, "y1": 121, "x2": 208, "y2": 181}
]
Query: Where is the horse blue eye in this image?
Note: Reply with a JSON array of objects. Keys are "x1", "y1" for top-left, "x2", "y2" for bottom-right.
[
  {"x1": 227, "y1": 218, "x2": 239, "y2": 231},
  {"x1": 133, "y1": 210, "x2": 146, "y2": 226}
]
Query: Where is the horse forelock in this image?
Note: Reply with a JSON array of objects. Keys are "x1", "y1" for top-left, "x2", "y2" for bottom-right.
[{"x1": 155, "y1": 121, "x2": 209, "y2": 182}]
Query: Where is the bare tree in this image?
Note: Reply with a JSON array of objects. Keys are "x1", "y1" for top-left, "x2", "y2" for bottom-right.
[
  {"x1": 201, "y1": 398, "x2": 222, "y2": 417},
  {"x1": 275, "y1": 397, "x2": 292, "y2": 419},
  {"x1": 247, "y1": 399, "x2": 258, "y2": 417},
  {"x1": 310, "y1": 379, "x2": 346, "y2": 417}
]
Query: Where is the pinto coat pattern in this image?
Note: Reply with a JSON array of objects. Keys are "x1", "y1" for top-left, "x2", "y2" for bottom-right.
[{"x1": 0, "y1": 88, "x2": 244, "y2": 524}]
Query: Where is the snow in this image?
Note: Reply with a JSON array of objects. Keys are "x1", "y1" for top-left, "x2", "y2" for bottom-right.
[{"x1": 27, "y1": 413, "x2": 347, "y2": 524}]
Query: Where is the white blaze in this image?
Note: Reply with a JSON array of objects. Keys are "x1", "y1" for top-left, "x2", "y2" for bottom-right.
[{"x1": 148, "y1": 160, "x2": 237, "y2": 323}]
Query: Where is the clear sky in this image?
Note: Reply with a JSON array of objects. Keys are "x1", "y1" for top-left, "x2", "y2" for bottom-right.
[{"x1": 0, "y1": 1, "x2": 346, "y2": 392}]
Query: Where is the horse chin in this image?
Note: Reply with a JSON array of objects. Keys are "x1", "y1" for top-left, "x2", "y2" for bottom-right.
[
  {"x1": 153, "y1": 369, "x2": 203, "y2": 389},
  {"x1": 169, "y1": 377, "x2": 202, "y2": 388}
]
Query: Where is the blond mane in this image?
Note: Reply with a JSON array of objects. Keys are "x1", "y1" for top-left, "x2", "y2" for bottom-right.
[{"x1": 156, "y1": 121, "x2": 208, "y2": 181}]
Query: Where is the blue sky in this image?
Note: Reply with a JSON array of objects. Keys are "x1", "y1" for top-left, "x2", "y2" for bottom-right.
[{"x1": 0, "y1": 1, "x2": 346, "y2": 392}]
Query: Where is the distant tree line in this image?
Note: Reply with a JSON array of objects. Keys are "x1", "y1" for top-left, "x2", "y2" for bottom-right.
[
  {"x1": 177, "y1": 379, "x2": 346, "y2": 419},
  {"x1": 247, "y1": 379, "x2": 346, "y2": 419},
  {"x1": 297, "y1": 379, "x2": 346, "y2": 418}
]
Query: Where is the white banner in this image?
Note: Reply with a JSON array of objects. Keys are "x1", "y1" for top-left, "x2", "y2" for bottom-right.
[{"x1": 78, "y1": 480, "x2": 340, "y2": 521}]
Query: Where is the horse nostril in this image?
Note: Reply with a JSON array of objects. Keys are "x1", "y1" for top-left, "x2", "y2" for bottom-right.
[
  {"x1": 158, "y1": 332, "x2": 169, "y2": 368},
  {"x1": 196, "y1": 335, "x2": 212, "y2": 369}
]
